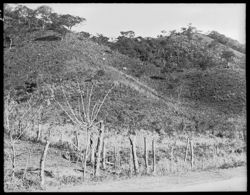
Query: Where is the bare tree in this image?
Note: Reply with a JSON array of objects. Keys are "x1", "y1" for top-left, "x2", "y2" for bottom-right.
[
  {"x1": 50, "y1": 81, "x2": 115, "y2": 180},
  {"x1": 4, "y1": 93, "x2": 37, "y2": 179}
]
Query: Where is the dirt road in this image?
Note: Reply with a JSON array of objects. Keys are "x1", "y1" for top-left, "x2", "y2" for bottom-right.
[{"x1": 47, "y1": 166, "x2": 247, "y2": 192}]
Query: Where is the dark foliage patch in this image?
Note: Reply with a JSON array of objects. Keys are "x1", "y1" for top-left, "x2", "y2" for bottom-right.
[
  {"x1": 34, "y1": 35, "x2": 62, "y2": 42},
  {"x1": 150, "y1": 76, "x2": 166, "y2": 80}
]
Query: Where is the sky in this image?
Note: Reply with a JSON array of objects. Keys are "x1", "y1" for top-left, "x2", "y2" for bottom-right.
[{"x1": 10, "y1": 3, "x2": 245, "y2": 44}]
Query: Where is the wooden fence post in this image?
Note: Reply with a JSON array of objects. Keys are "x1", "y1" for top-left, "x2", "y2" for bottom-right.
[
  {"x1": 152, "y1": 139, "x2": 156, "y2": 174},
  {"x1": 129, "y1": 135, "x2": 139, "y2": 175},
  {"x1": 94, "y1": 121, "x2": 105, "y2": 177},
  {"x1": 116, "y1": 146, "x2": 121, "y2": 168},
  {"x1": 184, "y1": 137, "x2": 190, "y2": 162},
  {"x1": 129, "y1": 147, "x2": 133, "y2": 177},
  {"x1": 113, "y1": 146, "x2": 116, "y2": 169},
  {"x1": 144, "y1": 137, "x2": 149, "y2": 174},
  {"x1": 40, "y1": 139, "x2": 50, "y2": 187},
  {"x1": 37, "y1": 105, "x2": 43, "y2": 142},
  {"x1": 82, "y1": 130, "x2": 90, "y2": 181},
  {"x1": 170, "y1": 144, "x2": 174, "y2": 173},
  {"x1": 90, "y1": 134, "x2": 95, "y2": 164},
  {"x1": 190, "y1": 139, "x2": 194, "y2": 169},
  {"x1": 242, "y1": 127, "x2": 246, "y2": 142},
  {"x1": 101, "y1": 139, "x2": 106, "y2": 169}
]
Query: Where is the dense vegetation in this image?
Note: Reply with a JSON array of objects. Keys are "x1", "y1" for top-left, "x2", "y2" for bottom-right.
[
  {"x1": 3, "y1": 4, "x2": 246, "y2": 191},
  {"x1": 207, "y1": 30, "x2": 245, "y2": 54}
]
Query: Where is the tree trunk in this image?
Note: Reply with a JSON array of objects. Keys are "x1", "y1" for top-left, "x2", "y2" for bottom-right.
[
  {"x1": 82, "y1": 130, "x2": 90, "y2": 181},
  {"x1": 152, "y1": 139, "x2": 156, "y2": 174},
  {"x1": 40, "y1": 140, "x2": 50, "y2": 187},
  {"x1": 129, "y1": 135, "x2": 139, "y2": 175},
  {"x1": 144, "y1": 137, "x2": 149, "y2": 174},
  {"x1": 94, "y1": 121, "x2": 105, "y2": 177}
]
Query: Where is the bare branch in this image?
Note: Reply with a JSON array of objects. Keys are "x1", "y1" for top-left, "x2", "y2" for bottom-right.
[
  {"x1": 76, "y1": 80, "x2": 87, "y2": 121},
  {"x1": 61, "y1": 86, "x2": 84, "y2": 126},
  {"x1": 90, "y1": 100, "x2": 100, "y2": 122},
  {"x1": 87, "y1": 83, "x2": 94, "y2": 123},
  {"x1": 55, "y1": 97, "x2": 78, "y2": 124},
  {"x1": 77, "y1": 97, "x2": 85, "y2": 124},
  {"x1": 91, "y1": 84, "x2": 114, "y2": 124}
]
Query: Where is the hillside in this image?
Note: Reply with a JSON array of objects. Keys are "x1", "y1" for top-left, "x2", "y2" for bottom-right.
[
  {"x1": 3, "y1": 5, "x2": 246, "y2": 191},
  {"x1": 4, "y1": 29, "x2": 246, "y2": 134}
]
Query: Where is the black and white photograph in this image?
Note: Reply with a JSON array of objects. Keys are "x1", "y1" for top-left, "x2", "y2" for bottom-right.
[{"x1": 3, "y1": 3, "x2": 246, "y2": 192}]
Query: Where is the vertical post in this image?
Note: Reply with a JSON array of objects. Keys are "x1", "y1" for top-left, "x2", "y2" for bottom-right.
[
  {"x1": 170, "y1": 144, "x2": 174, "y2": 173},
  {"x1": 144, "y1": 137, "x2": 149, "y2": 174},
  {"x1": 184, "y1": 137, "x2": 190, "y2": 162},
  {"x1": 113, "y1": 146, "x2": 116, "y2": 170},
  {"x1": 129, "y1": 147, "x2": 133, "y2": 177},
  {"x1": 115, "y1": 146, "x2": 121, "y2": 169},
  {"x1": 75, "y1": 131, "x2": 79, "y2": 149},
  {"x1": 94, "y1": 121, "x2": 105, "y2": 177},
  {"x1": 129, "y1": 135, "x2": 139, "y2": 175},
  {"x1": 74, "y1": 131, "x2": 80, "y2": 163},
  {"x1": 101, "y1": 139, "x2": 106, "y2": 169},
  {"x1": 152, "y1": 139, "x2": 156, "y2": 174},
  {"x1": 40, "y1": 139, "x2": 50, "y2": 187},
  {"x1": 10, "y1": 134, "x2": 16, "y2": 179},
  {"x1": 37, "y1": 105, "x2": 43, "y2": 142},
  {"x1": 202, "y1": 155, "x2": 205, "y2": 170},
  {"x1": 242, "y1": 127, "x2": 246, "y2": 142},
  {"x1": 82, "y1": 130, "x2": 90, "y2": 181},
  {"x1": 213, "y1": 144, "x2": 218, "y2": 168},
  {"x1": 90, "y1": 135, "x2": 95, "y2": 164},
  {"x1": 9, "y1": 38, "x2": 12, "y2": 49},
  {"x1": 190, "y1": 139, "x2": 194, "y2": 169}
]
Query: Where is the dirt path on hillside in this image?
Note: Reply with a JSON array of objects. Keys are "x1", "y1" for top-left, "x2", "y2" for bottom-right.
[{"x1": 46, "y1": 166, "x2": 247, "y2": 192}]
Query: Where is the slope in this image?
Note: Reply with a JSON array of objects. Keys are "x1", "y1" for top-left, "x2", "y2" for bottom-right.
[{"x1": 4, "y1": 30, "x2": 245, "y2": 140}]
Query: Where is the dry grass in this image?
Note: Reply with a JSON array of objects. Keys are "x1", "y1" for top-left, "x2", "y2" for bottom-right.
[{"x1": 4, "y1": 125, "x2": 246, "y2": 192}]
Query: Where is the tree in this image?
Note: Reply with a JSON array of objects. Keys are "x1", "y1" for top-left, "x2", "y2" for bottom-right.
[
  {"x1": 59, "y1": 14, "x2": 85, "y2": 30},
  {"x1": 3, "y1": 4, "x2": 14, "y2": 20},
  {"x1": 25, "y1": 7, "x2": 37, "y2": 29},
  {"x1": 79, "y1": 31, "x2": 91, "y2": 38},
  {"x1": 221, "y1": 50, "x2": 236, "y2": 68},
  {"x1": 35, "y1": 5, "x2": 53, "y2": 30},
  {"x1": 12, "y1": 5, "x2": 27, "y2": 24},
  {"x1": 91, "y1": 33, "x2": 109, "y2": 45},
  {"x1": 50, "y1": 81, "x2": 115, "y2": 180},
  {"x1": 120, "y1": 31, "x2": 135, "y2": 38}
]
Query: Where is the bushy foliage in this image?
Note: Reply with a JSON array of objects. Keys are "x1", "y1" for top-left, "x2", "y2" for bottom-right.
[
  {"x1": 3, "y1": 4, "x2": 85, "y2": 46},
  {"x1": 207, "y1": 31, "x2": 245, "y2": 53},
  {"x1": 108, "y1": 25, "x2": 227, "y2": 72}
]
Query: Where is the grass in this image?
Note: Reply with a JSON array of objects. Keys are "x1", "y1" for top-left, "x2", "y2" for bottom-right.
[{"x1": 4, "y1": 126, "x2": 246, "y2": 191}]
